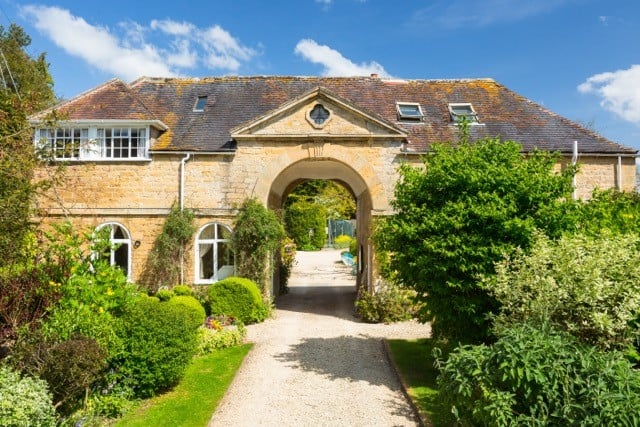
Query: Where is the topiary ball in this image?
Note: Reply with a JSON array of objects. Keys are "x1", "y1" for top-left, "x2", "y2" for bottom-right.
[
  {"x1": 207, "y1": 277, "x2": 265, "y2": 324},
  {"x1": 167, "y1": 295, "x2": 206, "y2": 325}
]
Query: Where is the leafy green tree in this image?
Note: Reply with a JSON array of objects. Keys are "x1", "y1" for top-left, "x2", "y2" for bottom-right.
[
  {"x1": 0, "y1": 24, "x2": 55, "y2": 266},
  {"x1": 284, "y1": 200, "x2": 327, "y2": 250},
  {"x1": 374, "y1": 137, "x2": 575, "y2": 342},
  {"x1": 285, "y1": 179, "x2": 355, "y2": 219}
]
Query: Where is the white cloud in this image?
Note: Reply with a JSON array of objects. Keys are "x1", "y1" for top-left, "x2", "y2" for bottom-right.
[
  {"x1": 578, "y1": 65, "x2": 640, "y2": 124},
  {"x1": 294, "y1": 39, "x2": 390, "y2": 77},
  {"x1": 21, "y1": 5, "x2": 256, "y2": 81},
  {"x1": 411, "y1": 0, "x2": 573, "y2": 29}
]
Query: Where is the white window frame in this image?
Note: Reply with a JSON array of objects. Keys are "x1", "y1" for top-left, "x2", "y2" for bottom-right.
[
  {"x1": 194, "y1": 96, "x2": 207, "y2": 112},
  {"x1": 95, "y1": 222, "x2": 132, "y2": 281},
  {"x1": 448, "y1": 103, "x2": 480, "y2": 124},
  {"x1": 396, "y1": 102, "x2": 424, "y2": 121},
  {"x1": 37, "y1": 127, "x2": 88, "y2": 160},
  {"x1": 34, "y1": 122, "x2": 152, "y2": 161},
  {"x1": 195, "y1": 223, "x2": 236, "y2": 284}
]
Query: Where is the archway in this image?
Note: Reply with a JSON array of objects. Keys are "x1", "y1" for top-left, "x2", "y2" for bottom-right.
[{"x1": 267, "y1": 158, "x2": 374, "y2": 295}]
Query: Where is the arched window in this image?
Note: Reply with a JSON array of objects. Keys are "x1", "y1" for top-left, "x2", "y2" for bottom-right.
[
  {"x1": 195, "y1": 223, "x2": 235, "y2": 284},
  {"x1": 95, "y1": 222, "x2": 132, "y2": 280}
]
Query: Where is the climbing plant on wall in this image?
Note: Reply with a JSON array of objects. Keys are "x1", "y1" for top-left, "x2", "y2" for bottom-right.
[
  {"x1": 141, "y1": 203, "x2": 196, "y2": 292},
  {"x1": 232, "y1": 198, "x2": 286, "y2": 294}
]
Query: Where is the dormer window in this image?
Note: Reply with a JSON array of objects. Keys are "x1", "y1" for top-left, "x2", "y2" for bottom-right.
[
  {"x1": 396, "y1": 102, "x2": 424, "y2": 121},
  {"x1": 449, "y1": 103, "x2": 479, "y2": 123},
  {"x1": 194, "y1": 96, "x2": 207, "y2": 112}
]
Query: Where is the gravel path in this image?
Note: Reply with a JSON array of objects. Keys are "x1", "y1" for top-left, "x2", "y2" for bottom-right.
[{"x1": 209, "y1": 249, "x2": 431, "y2": 427}]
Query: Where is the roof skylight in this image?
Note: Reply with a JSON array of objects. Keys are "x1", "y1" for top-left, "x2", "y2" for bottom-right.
[
  {"x1": 448, "y1": 103, "x2": 478, "y2": 123},
  {"x1": 396, "y1": 102, "x2": 424, "y2": 121},
  {"x1": 194, "y1": 96, "x2": 207, "y2": 112}
]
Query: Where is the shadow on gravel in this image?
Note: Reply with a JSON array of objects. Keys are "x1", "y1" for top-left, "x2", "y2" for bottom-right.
[
  {"x1": 274, "y1": 335, "x2": 394, "y2": 386},
  {"x1": 275, "y1": 286, "x2": 359, "y2": 321}
]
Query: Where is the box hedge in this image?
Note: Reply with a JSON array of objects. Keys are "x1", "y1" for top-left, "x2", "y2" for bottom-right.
[{"x1": 207, "y1": 277, "x2": 267, "y2": 324}]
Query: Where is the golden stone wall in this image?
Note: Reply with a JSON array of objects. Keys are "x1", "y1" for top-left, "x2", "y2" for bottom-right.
[{"x1": 35, "y1": 146, "x2": 637, "y2": 287}]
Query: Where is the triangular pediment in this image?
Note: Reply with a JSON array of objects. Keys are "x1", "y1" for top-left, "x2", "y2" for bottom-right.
[{"x1": 230, "y1": 87, "x2": 407, "y2": 141}]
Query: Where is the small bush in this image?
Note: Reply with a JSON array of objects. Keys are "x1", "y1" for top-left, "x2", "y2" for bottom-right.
[
  {"x1": 155, "y1": 289, "x2": 174, "y2": 301},
  {"x1": 355, "y1": 282, "x2": 422, "y2": 323},
  {"x1": 0, "y1": 364, "x2": 56, "y2": 427},
  {"x1": 10, "y1": 333, "x2": 108, "y2": 414},
  {"x1": 349, "y1": 237, "x2": 358, "y2": 257},
  {"x1": 172, "y1": 284, "x2": 194, "y2": 296},
  {"x1": 196, "y1": 325, "x2": 246, "y2": 356},
  {"x1": 167, "y1": 295, "x2": 206, "y2": 325},
  {"x1": 438, "y1": 322, "x2": 640, "y2": 426},
  {"x1": 111, "y1": 296, "x2": 200, "y2": 397},
  {"x1": 334, "y1": 234, "x2": 352, "y2": 249},
  {"x1": 207, "y1": 277, "x2": 268, "y2": 324}
]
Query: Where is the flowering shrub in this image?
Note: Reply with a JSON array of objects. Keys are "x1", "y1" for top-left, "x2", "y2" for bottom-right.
[{"x1": 196, "y1": 324, "x2": 246, "y2": 356}]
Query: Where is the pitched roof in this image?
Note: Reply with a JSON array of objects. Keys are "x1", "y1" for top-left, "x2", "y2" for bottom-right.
[{"x1": 33, "y1": 76, "x2": 637, "y2": 155}]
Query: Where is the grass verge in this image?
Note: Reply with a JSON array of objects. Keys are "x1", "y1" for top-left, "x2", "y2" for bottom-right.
[
  {"x1": 387, "y1": 338, "x2": 453, "y2": 426},
  {"x1": 115, "y1": 343, "x2": 253, "y2": 427}
]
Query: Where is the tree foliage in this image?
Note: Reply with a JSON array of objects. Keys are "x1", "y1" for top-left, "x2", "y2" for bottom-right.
[
  {"x1": 284, "y1": 200, "x2": 327, "y2": 250},
  {"x1": 232, "y1": 198, "x2": 286, "y2": 292},
  {"x1": 374, "y1": 137, "x2": 575, "y2": 342},
  {"x1": 490, "y1": 232, "x2": 640, "y2": 350},
  {"x1": 140, "y1": 204, "x2": 196, "y2": 292},
  {"x1": 0, "y1": 24, "x2": 55, "y2": 266},
  {"x1": 285, "y1": 179, "x2": 355, "y2": 219}
]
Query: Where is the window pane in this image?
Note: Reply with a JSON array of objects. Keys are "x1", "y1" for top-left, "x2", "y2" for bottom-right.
[
  {"x1": 199, "y1": 243, "x2": 214, "y2": 279},
  {"x1": 218, "y1": 225, "x2": 232, "y2": 240},
  {"x1": 114, "y1": 243, "x2": 129, "y2": 276},
  {"x1": 200, "y1": 224, "x2": 215, "y2": 240}
]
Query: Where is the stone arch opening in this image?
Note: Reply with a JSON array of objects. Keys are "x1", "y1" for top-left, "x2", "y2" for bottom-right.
[{"x1": 267, "y1": 158, "x2": 374, "y2": 294}]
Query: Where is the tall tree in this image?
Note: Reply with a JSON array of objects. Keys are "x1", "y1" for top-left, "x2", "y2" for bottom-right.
[
  {"x1": 374, "y1": 137, "x2": 575, "y2": 343},
  {"x1": 0, "y1": 24, "x2": 55, "y2": 266}
]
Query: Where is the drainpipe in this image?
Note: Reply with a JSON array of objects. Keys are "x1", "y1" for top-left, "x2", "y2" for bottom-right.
[
  {"x1": 180, "y1": 153, "x2": 192, "y2": 211},
  {"x1": 179, "y1": 153, "x2": 192, "y2": 284},
  {"x1": 572, "y1": 141, "x2": 578, "y2": 200},
  {"x1": 617, "y1": 156, "x2": 622, "y2": 190}
]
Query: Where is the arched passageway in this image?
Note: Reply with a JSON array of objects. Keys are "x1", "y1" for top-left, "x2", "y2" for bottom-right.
[{"x1": 267, "y1": 158, "x2": 374, "y2": 295}]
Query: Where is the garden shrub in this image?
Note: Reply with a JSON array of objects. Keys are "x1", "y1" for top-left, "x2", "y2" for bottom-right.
[
  {"x1": 195, "y1": 324, "x2": 246, "y2": 356},
  {"x1": 349, "y1": 237, "x2": 357, "y2": 257},
  {"x1": 167, "y1": 295, "x2": 206, "y2": 325},
  {"x1": 284, "y1": 200, "x2": 327, "y2": 250},
  {"x1": 0, "y1": 365, "x2": 56, "y2": 427},
  {"x1": 437, "y1": 322, "x2": 640, "y2": 426},
  {"x1": 111, "y1": 296, "x2": 200, "y2": 397},
  {"x1": 334, "y1": 234, "x2": 352, "y2": 249},
  {"x1": 489, "y1": 232, "x2": 640, "y2": 350},
  {"x1": 278, "y1": 238, "x2": 297, "y2": 294},
  {"x1": 373, "y1": 137, "x2": 575, "y2": 343},
  {"x1": 155, "y1": 289, "x2": 174, "y2": 301},
  {"x1": 207, "y1": 277, "x2": 268, "y2": 324},
  {"x1": 172, "y1": 284, "x2": 194, "y2": 296},
  {"x1": 355, "y1": 282, "x2": 422, "y2": 323},
  {"x1": 10, "y1": 332, "x2": 108, "y2": 414}
]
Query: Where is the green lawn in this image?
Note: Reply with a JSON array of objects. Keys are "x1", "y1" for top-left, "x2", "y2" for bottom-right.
[
  {"x1": 115, "y1": 344, "x2": 252, "y2": 427},
  {"x1": 387, "y1": 339, "x2": 453, "y2": 427}
]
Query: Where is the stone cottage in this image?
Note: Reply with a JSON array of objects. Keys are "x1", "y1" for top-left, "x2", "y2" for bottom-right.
[{"x1": 29, "y1": 76, "x2": 638, "y2": 294}]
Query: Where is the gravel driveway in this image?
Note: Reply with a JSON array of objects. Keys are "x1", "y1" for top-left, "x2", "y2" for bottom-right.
[{"x1": 209, "y1": 249, "x2": 431, "y2": 427}]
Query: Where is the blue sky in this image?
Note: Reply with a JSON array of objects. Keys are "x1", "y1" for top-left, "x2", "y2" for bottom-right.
[{"x1": 4, "y1": 0, "x2": 640, "y2": 150}]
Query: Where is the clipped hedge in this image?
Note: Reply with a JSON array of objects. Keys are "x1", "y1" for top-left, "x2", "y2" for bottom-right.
[
  {"x1": 207, "y1": 277, "x2": 267, "y2": 324},
  {"x1": 112, "y1": 296, "x2": 201, "y2": 397},
  {"x1": 0, "y1": 365, "x2": 56, "y2": 427},
  {"x1": 167, "y1": 295, "x2": 206, "y2": 325},
  {"x1": 284, "y1": 201, "x2": 326, "y2": 250}
]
